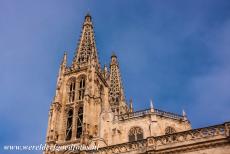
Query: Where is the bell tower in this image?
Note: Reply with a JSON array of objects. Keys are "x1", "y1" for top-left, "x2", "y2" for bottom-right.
[{"x1": 45, "y1": 13, "x2": 109, "y2": 153}]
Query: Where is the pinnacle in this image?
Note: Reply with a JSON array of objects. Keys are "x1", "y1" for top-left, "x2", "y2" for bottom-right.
[
  {"x1": 84, "y1": 12, "x2": 92, "y2": 22},
  {"x1": 85, "y1": 12, "x2": 91, "y2": 18},
  {"x1": 111, "y1": 52, "x2": 117, "y2": 58},
  {"x1": 61, "y1": 51, "x2": 67, "y2": 66}
]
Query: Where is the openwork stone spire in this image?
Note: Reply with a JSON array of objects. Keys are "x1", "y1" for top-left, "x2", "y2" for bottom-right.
[
  {"x1": 109, "y1": 53, "x2": 127, "y2": 113},
  {"x1": 72, "y1": 13, "x2": 99, "y2": 68}
]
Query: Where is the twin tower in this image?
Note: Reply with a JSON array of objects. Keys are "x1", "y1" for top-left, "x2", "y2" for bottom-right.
[
  {"x1": 45, "y1": 14, "x2": 191, "y2": 154},
  {"x1": 46, "y1": 13, "x2": 129, "y2": 146}
]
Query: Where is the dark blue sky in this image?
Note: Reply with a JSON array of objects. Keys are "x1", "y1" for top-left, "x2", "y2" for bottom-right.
[{"x1": 1, "y1": 0, "x2": 230, "y2": 153}]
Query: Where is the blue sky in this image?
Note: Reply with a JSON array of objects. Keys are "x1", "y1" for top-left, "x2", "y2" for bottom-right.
[{"x1": 1, "y1": 0, "x2": 230, "y2": 153}]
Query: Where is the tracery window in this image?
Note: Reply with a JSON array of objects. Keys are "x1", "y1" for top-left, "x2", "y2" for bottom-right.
[
  {"x1": 65, "y1": 109, "x2": 73, "y2": 141},
  {"x1": 128, "y1": 127, "x2": 143, "y2": 142},
  {"x1": 165, "y1": 126, "x2": 176, "y2": 135},
  {"x1": 76, "y1": 106, "x2": 83, "y2": 138},
  {"x1": 78, "y1": 77, "x2": 85, "y2": 100},
  {"x1": 68, "y1": 79, "x2": 76, "y2": 102}
]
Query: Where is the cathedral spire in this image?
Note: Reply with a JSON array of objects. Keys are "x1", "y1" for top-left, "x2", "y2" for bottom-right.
[
  {"x1": 72, "y1": 13, "x2": 100, "y2": 68},
  {"x1": 109, "y1": 52, "x2": 127, "y2": 112},
  {"x1": 182, "y1": 109, "x2": 188, "y2": 121}
]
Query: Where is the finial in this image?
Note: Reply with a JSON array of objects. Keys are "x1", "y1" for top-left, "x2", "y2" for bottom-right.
[
  {"x1": 150, "y1": 99, "x2": 154, "y2": 112},
  {"x1": 61, "y1": 51, "x2": 67, "y2": 66},
  {"x1": 104, "y1": 64, "x2": 108, "y2": 71},
  {"x1": 111, "y1": 52, "x2": 117, "y2": 58},
  {"x1": 85, "y1": 10, "x2": 91, "y2": 18},
  {"x1": 182, "y1": 109, "x2": 186, "y2": 117},
  {"x1": 103, "y1": 64, "x2": 108, "y2": 77},
  {"x1": 129, "y1": 98, "x2": 133, "y2": 113},
  {"x1": 84, "y1": 11, "x2": 92, "y2": 24}
]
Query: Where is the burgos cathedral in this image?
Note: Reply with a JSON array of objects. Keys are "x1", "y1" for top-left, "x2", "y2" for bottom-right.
[{"x1": 44, "y1": 14, "x2": 230, "y2": 154}]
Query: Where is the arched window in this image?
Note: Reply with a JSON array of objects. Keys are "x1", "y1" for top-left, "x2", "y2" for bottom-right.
[
  {"x1": 165, "y1": 126, "x2": 176, "y2": 135},
  {"x1": 76, "y1": 106, "x2": 83, "y2": 138},
  {"x1": 65, "y1": 109, "x2": 73, "y2": 141},
  {"x1": 78, "y1": 77, "x2": 85, "y2": 100},
  {"x1": 68, "y1": 80, "x2": 76, "y2": 103},
  {"x1": 128, "y1": 127, "x2": 143, "y2": 142}
]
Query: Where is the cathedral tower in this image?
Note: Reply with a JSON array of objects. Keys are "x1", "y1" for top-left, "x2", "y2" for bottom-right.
[
  {"x1": 45, "y1": 14, "x2": 110, "y2": 153},
  {"x1": 45, "y1": 14, "x2": 193, "y2": 154}
]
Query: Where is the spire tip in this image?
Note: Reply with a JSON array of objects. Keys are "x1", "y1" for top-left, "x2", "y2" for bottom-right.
[
  {"x1": 85, "y1": 11, "x2": 91, "y2": 19},
  {"x1": 111, "y1": 52, "x2": 117, "y2": 58},
  {"x1": 150, "y1": 99, "x2": 154, "y2": 112},
  {"x1": 182, "y1": 109, "x2": 186, "y2": 117}
]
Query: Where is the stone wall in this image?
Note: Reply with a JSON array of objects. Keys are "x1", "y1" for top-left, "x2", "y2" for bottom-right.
[
  {"x1": 88, "y1": 121, "x2": 230, "y2": 154},
  {"x1": 99, "y1": 109, "x2": 191, "y2": 147}
]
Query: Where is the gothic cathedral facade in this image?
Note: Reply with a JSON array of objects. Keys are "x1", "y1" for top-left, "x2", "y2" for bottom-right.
[{"x1": 45, "y1": 14, "x2": 230, "y2": 154}]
